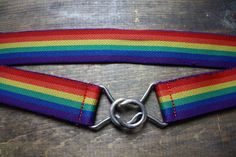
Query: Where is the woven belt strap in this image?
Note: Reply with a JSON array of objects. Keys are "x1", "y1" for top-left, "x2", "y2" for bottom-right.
[{"x1": 0, "y1": 29, "x2": 236, "y2": 128}]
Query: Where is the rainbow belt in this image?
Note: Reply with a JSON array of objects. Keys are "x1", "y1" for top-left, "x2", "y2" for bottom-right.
[{"x1": 0, "y1": 29, "x2": 236, "y2": 130}]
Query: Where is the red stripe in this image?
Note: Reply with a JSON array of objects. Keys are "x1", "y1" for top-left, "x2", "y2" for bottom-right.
[
  {"x1": 156, "y1": 74, "x2": 236, "y2": 96},
  {"x1": 0, "y1": 72, "x2": 99, "y2": 99},
  {"x1": 0, "y1": 33, "x2": 236, "y2": 46},
  {"x1": 0, "y1": 66, "x2": 101, "y2": 93},
  {"x1": 0, "y1": 29, "x2": 235, "y2": 44},
  {"x1": 0, "y1": 29, "x2": 235, "y2": 40},
  {"x1": 156, "y1": 68, "x2": 236, "y2": 96}
]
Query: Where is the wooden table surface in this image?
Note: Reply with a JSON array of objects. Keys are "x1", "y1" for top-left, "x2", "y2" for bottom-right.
[{"x1": 0, "y1": 0, "x2": 236, "y2": 157}]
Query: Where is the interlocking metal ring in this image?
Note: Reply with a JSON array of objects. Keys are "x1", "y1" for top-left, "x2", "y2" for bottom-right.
[
  {"x1": 89, "y1": 84, "x2": 168, "y2": 131},
  {"x1": 110, "y1": 98, "x2": 147, "y2": 130}
]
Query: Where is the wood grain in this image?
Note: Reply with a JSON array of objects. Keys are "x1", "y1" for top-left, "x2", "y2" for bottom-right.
[{"x1": 0, "y1": 0, "x2": 236, "y2": 157}]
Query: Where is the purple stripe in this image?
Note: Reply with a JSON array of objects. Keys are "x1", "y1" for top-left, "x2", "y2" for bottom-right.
[
  {"x1": 1, "y1": 55, "x2": 235, "y2": 68},
  {"x1": 0, "y1": 94, "x2": 94, "y2": 126},
  {"x1": 161, "y1": 95, "x2": 236, "y2": 123}
]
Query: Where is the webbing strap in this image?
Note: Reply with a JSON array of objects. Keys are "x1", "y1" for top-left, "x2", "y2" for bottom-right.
[
  {"x1": 0, "y1": 29, "x2": 236, "y2": 68},
  {"x1": 155, "y1": 68, "x2": 236, "y2": 123},
  {"x1": 0, "y1": 66, "x2": 101, "y2": 126},
  {"x1": 0, "y1": 29, "x2": 236, "y2": 127}
]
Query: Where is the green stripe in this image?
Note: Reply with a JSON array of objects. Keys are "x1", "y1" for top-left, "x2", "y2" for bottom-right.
[
  {"x1": 160, "y1": 86, "x2": 236, "y2": 109},
  {"x1": 0, "y1": 84, "x2": 96, "y2": 112},
  {"x1": 0, "y1": 45, "x2": 236, "y2": 57}
]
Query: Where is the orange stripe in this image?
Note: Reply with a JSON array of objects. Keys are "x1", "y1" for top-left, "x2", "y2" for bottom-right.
[
  {"x1": 157, "y1": 74, "x2": 236, "y2": 96},
  {"x1": 0, "y1": 66, "x2": 100, "y2": 93},
  {"x1": 0, "y1": 72, "x2": 99, "y2": 99},
  {"x1": 0, "y1": 34, "x2": 236, "y2": 46},
  {"x1": 157, "y1": 69, "x2": 236, "y2": 90}
]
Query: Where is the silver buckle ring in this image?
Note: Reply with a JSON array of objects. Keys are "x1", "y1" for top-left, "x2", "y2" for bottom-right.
[
  {"x1": 89, "y1": 83, "x2": 168, "y2": 131},
  {"x1": 110, "y1": 98, "x2": 147, "y2": 130}
]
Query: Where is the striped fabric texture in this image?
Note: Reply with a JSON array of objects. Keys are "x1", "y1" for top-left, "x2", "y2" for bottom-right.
[
  {"x1": 0, "y1": 66, "x2": 101, "y2": 126},
  {"x1": 0, "y1": 29, "x2": 236, "y2": 125},
  {"x1": 155, "y1": 68, "x2": 236, "y2": 123},
  {"x1": 0, "y1": 29, "x2": 236, "y2": 68}
]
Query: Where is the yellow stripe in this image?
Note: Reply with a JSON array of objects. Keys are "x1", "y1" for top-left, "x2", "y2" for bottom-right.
[
  {"x1": 159, "y1": 80, "x2": 236, "y2": 103},
  {"x1": 0, "y1": 40, "x2": 236, "y2": 52},
  {"x1": 0, "y1": 77, "x2": 97, "y2": 105}
]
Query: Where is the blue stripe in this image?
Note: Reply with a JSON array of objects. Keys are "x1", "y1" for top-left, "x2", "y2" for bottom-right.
[
  {"x1": 0, "y1": 50, "x2": 236, "y2": 63},
  {"x1": 161, "y1": 92, "x2": 236, "y2": 122},
  {"x1": 0, "y1": 89, "x2": 94, "y2": 118},
  {"x1": 0, "y1": 93, "x2": 79, "y2": 124}
]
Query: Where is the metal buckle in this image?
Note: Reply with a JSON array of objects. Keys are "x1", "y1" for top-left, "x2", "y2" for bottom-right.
[
  {"x1": 110, "y1": 98, "x2": 147, "y2": 130},
  {"x1": 140, "y1": 82, "x2": 168, "y2": 128},
  {"x1": 89, "y1": 83, "x2": 168, "y2": 131}
]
